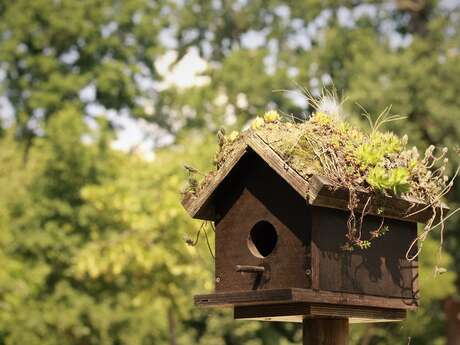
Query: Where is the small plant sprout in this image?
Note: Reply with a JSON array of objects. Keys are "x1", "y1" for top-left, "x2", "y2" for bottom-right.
[
  {"x1": 251, "y1": 116, "x2": 264, "y2": 130},
  {"x1": 227, "y1": 130, "x2": 239, "y2": 142},
  {"x1": 183, "y1": 164, "x2": 203, "y2": 194},
  {"x1": 263, "y1": 110, "x2": 281, "y2": 123},
  {"x1": 358, "y1": 104, "x2": 407, "y2": 136}
]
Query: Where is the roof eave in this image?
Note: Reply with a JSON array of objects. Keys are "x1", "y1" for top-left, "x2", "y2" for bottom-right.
[{"x1": 181, "y1": 132, "x2": 448, "y2": 224}]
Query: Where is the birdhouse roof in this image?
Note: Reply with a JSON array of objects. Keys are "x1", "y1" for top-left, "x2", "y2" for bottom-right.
[{"x1": 181, "y1": 129, "x2": 447, "y2": 224}]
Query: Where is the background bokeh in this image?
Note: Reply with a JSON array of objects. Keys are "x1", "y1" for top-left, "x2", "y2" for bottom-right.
[{"x1": 1, "y1": 0, "x2": 460, "y2": 344}]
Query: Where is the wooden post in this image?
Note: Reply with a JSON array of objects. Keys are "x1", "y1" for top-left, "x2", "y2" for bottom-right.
[
  {"x1": 303, "y1": 318, "x2": 349, "y2": 345},
  {"x1": 444, "y1": 297, "x2": 460, "y2": 345}
]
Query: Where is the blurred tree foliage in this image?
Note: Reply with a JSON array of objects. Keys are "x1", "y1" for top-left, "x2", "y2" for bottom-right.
[
  {"x1": 1, "y1": 0, "x2": 460, "y2": 344},
  {"x1": 0, "y1": 0, "x2": 166, "y2": 156}
]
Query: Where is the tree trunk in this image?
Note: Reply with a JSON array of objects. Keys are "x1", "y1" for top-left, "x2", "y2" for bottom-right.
[{"x1": 168, "y1": 307, "x2": 177, "y2": 345}]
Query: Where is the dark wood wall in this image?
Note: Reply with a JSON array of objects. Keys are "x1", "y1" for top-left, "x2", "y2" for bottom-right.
[
  {"x1": 212, "y1": 150, "x2": 418, "y2": 306},
  {"x1": 214, "y1": 152, "x2": 311, "y2": 292},
  {"x1": 312, "y1": 206, "x2": 418, "y2": 302}
]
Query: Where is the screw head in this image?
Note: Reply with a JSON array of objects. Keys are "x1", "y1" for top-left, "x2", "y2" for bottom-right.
[
  {"x1": 215, "y1": 277, "x2": 221, "y2": 283},
  {"x1": 305, "y1": 269, "x2": 312, "y2": 276}
]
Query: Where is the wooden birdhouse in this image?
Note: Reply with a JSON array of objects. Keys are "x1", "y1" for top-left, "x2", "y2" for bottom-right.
[{"x1": 182, "y1": 131, "x2": 446, "y2": 326}]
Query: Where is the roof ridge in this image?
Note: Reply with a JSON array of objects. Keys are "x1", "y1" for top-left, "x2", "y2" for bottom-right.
[{"x1": 181, "y1": 132, "x2": 448, "y2": 224}]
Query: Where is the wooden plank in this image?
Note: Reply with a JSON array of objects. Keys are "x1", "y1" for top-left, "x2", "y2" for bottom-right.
[
  {"x1": 234, "y1": 315, "x2": 400, "y2": 324},
  {"x1": 311, "y1": 228, "x2": 320, "y2": 291},
  {"x1": 312, "y1": 207, "x2": 419, "y2": 299},
  {"x1": 181, "y1": 139, "x2": 247, "y2": 220},
  {"x1": 234, "y1": 303, "x2": 405, "y2": 323},
  {"x1": 215, "y1": 155, "x2": 311, "y2": 292},
  {"x1": 240, "y1": 316, "x2": 301, "y2": 323},
  {"x1": 410, "y1": 245, "x2": 420, "y2": 300},
  {"x1": 194, "y1": 288, "x2": 417, "y2": 310},
  {"x1": 245, "y1": 133, "x2": 310, "y2": 197},
  {"x1": 292, "y1": 289, "x2": 417, "y2": 310},
  {"x1": 308, "y1": 175, "x2": 449, "y2": 224},
  {"x1": 309, "y1": 304, "x2": 405, "y2": 321},
  {"x1": 235, "y1": 303, "x2": 311, "y2": 319},
  {"x1": 195, "y1": 289, "x2": 294, "y2": 307},
  {"x1": 304, "y1": 318, "x2": 349, "y2": 345}
]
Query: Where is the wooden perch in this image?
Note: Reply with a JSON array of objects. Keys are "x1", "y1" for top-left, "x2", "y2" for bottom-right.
[{"x1": 236, "y1": 265, "x2": 265, "y2": 273}]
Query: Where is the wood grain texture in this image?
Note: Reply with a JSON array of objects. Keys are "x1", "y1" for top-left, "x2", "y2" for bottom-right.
[
  {"x1": 195, "y1": 288, "x2": 294, "y2": 307},
  {"x1": 304, "y1": 318, "x2": 349, "y2": 345},
  {"x1": 214, "y1": 155, "x2": 311, "y2": 292},
  {"x1": 234, "y1": 303, "x2": 405, "y2": 323},
  {"x1": 234, "y1": 303, "x2": 311, "y2": 319},
  {"x1": 311, "y1": 229, "x2": 320, "y2": 291},
  {"x1": 312, "y1": 207, "x2": 419, "y2": 300},
  {"x1": 291, "y1": 288, "x2": 417, "y2": 310},
  {"x1": 195, "y1": 288, "x2": 417, "y2": 310},
  {"x1": 309, "y1": 304, "x2": 405, "y2": 321},
  {"x1": 245, "y1": 133, "x2": 310, "y2": 197},
  {"x1": 308, "y1": 175, "x2": 449, "y2": 224}
]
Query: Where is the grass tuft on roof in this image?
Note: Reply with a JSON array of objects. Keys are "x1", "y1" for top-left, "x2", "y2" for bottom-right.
[{"x1": 184, "y1": 90, "x2": 458, "y2": 255}]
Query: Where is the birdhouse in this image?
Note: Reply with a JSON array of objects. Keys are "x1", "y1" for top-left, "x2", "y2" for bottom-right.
[{"x1": 182, "y1": 132, "x2": 446, "y2": 324}]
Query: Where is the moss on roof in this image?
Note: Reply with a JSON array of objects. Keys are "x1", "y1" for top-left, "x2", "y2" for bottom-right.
[
  {"x1": 212, "y1": 111, "x2": 452, "y2": 207},
  {"x1": 185, "y1": 98, "x2": 457, "y2": 252}
]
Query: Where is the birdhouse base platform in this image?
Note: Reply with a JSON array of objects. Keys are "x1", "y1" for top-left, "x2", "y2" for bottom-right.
[
  {"x1": 234, "y1": 303, "x2": 405, "y2": 324},
  {"x1": 195, "y1": 288, "x2": 413, "y2": 323}
]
